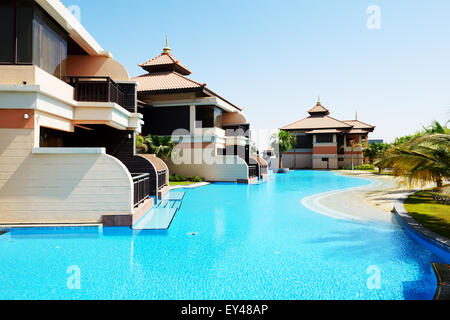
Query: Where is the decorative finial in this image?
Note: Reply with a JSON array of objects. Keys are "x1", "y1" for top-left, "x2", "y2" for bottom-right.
[
  {"x1": 355, "y1": 111, "x2": 358, "y2": 120},
  {"x1": 317, "y1": 95, "x2": 321, "y2": 105},
  {"x1": 163, "y1": 35, "x2": 171, "y2": 53}
]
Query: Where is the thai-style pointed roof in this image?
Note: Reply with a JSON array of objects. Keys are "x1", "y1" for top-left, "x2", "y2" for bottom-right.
[
  {"x1": 133, "y1": 71, "x2": 204, "y2": 93},
  {"x1": 134, "y1": 40, "x2": 243, "y2": 111},
  {"x1": 281, "y1": 100, "x2": 364, "y2": 131},
  {"x1": 307, "y1": 100, "x2": 330, "y2": 116},
  {"x1": 139, "y1": 40, "x2": 192, "y2": 75},
  {"x1": 281, "y1": 115, "x2": 352, "y2": 130},
  {"x1": 342, "y1": 120, "x2": 376, "y2": 131}
]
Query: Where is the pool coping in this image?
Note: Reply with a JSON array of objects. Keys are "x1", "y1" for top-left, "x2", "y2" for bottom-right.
[
  {"x1": 393, "y1": 195, "x2": 450, "y2": 301},
  {"x1": 393, "y1": 195, "x2": 450, "y2": 254},
  {"x1": 169, "y1": 182, "x2": 210, "y2": 190},
  {"x1": 431, "y1": 263, "x2": 450, "y2": 300}
]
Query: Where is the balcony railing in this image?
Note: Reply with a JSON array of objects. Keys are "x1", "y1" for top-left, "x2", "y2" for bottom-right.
[
  {"x1": 248, "y1": 164, "x2": 258, "y2": 178},
  {"x1": 132, "y1": 173, "x2": 150, "y2": 207},
  {"x1": 157, "y1": 170, "x2": 167, "y2": 190},
  {"x1": 223, "y1": 124, "x2": 250, "y2": 137},
  {"x1": 66, "y1": 76, "x2": 124, "y2": 107}
]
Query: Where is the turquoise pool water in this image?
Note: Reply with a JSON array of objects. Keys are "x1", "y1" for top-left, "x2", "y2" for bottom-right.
[{"x1": 0, "y1": 171, "x2": 447, "y2": 300}]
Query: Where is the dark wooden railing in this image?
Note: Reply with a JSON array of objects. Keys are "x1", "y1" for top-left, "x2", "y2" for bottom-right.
[
  {"x1": 248, "y1": 164, "x2": 258, "y2": 178},
  {"x1": 66, "y1": 76, "x2": 125, "y2": 107},
  {"x1": 157, "y1": 170, "x2": 167, "y2": 189},
  {"x1": 132, "y1": 173, "x2": 150, "y2": 207}
]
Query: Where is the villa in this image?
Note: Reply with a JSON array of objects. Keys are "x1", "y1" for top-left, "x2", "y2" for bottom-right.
[
  {"x1": 0, "y1": 0, "x2": 169, "y2": 226},
  {"x1": 280, "y1": 99, "x2": 375, "y2": 169},
  {"x1": 132, "y1": 41, "x2": 267, "y2": 183}
]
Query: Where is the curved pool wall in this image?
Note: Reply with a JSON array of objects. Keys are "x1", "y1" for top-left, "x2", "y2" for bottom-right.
[{"x1": 0, "y1": 171, "x2": 447, "y2": 300}]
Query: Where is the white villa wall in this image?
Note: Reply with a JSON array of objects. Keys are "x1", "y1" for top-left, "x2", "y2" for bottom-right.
[
  {"x1": 0, "y1": 128, "x2": 133, "y2": 224},
  {"x1": 283, "y1": 152, "x2": 313, "y2": 169},
  {"x1": 167, "y1": 154, "x2": 248, "y2": 182}
]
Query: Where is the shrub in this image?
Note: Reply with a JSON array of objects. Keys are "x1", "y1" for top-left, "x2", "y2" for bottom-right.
[
  {"x1": 191, "y1": 176, "x2": 204, "y2": 182},
  {"x1": 354, "y1": 164, "x2": 375, "y2": 171},
  {"x1": 340, "y1": 166, "x2": 351, "y2": 170}
]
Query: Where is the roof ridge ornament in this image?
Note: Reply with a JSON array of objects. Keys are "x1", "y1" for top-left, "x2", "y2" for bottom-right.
[{"x1": 163, "y1": 35, "x2": 171, "y2": 54}]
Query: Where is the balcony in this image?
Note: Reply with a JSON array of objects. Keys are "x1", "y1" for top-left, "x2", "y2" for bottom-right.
[
  {"x1": 132, "y1": 173, "x2": 150, "y2": 207},
  {"x1": 223, "y1": 124, "x2": 250, "y2": 137},
  {"x1": 248, "y1": 164, "x2": 258, "y2": 178},
  {"x1": 66, "y1": 76, "x2": 125, "y2": 108},
  {"x1": 157, "y1": 170, "x2": 168, "y2": 190}
]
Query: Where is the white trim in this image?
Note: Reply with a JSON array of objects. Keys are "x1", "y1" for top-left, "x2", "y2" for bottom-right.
[
  {"x1": 151, "y1": 97, "x2": 241, "y2": 113},
  {"x1": 35, "y1": 0, "x2": 109, "y2": 57}
]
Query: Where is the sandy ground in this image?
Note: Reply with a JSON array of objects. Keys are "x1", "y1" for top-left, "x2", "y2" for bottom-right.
[{"x1": 316, "y1": 171, "x2": 413, "y2": 223}]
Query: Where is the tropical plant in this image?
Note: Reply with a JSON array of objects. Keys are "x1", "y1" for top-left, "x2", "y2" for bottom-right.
[
  {"x1": 422, "y1": 120, "x2": 449, "y2": 134},
  {"x1": 143, "y1": 135, "x2": 175, "y2": 159},
  {"x1": 393, "y1": 133, "x2": 422, "y2": 146},
  {"x1": 135, "y1": 135, "x2": 148, "y2": 153},
  {"x1": 270, "y1": 130, "x2": 296, "y2": 169},
  {"x1": 363, "y1": 142, "x2": 391, "y2": 163},
  {"x1": 375, "y1": 133, "x2": 450, "y2": 188}
]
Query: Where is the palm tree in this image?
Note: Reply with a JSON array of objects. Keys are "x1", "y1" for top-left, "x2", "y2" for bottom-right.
[
  {"x1": 422, "y1": 120, "x2": 449, "y2": 134},
  {"x1": 349, "y1": 140, "x2": 362, "y2": 170},
  {"x1": 144, "y1": 135, "x2": 175, "y2": 159},
  {"x1": 374, "y1": 133, "x2": 450, "y2": 188},
  {"x1": 271, "y1": 130, "x2": 296, "y2": 169}
]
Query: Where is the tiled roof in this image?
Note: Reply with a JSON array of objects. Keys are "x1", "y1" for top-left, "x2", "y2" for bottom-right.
[
  {"x1": 139, "y1": 52, "x2": 191, "y2": 75},
  {"x1": 347, "y1": 129, "x2": 370, "y2": 134},
  {"x1": 132, "y1": 71, "x2": 204, "y2": 93},
  {"x1": 308, "y1": 102, "x2": 330, "y2": 115},
  {"x1": 305, "y1": 129, "x2": 343, "y2": 134},
  {"x1": 343, "y1": 120, "x2": 375, "y2": 130},
  {"x1": 281, "y1": 115, "x2": 352, "y2": 130}
]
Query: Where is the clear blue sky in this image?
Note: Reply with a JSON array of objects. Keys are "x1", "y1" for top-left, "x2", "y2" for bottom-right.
[{"x1": 64, "y1": 0, "x2": 450, "y2": 146}]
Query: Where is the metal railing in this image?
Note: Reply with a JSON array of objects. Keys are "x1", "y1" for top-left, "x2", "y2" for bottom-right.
[
  {"x1": 260, "y1": 165, "x2": 268, "y2": 176},
  {"x1": 132, "y1": 173, "x2": 150, "y2": 207},
  {"x1": 66, "y1": 76, "x2": 125, "y2": 107},
  {"x1": 157, "y1": 170, "x2": 167, "y2": 190},
  {"x1": 248, "y1": 164, "x2": 258, "y2": 178},
  {"x1": 223, "y1": 124, "x2": 250, "y2": 137}
]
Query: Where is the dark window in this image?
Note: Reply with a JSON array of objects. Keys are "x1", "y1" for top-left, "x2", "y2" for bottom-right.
[
  {"x1": 16, "y1": 0, "x2": 33, "y2": 63},
  {"x1": 322, "y1": 158, "x2": 329, "y2": 162},
  {"x1": 338, "y1": 158, "x2": 344, "y2": 162},
  {"x1": 147, "y1": 106, "x2": 190, "y2": 136},
  {"x1": 296, "y1": 134, "x2": 313, "y2": 148},
  {"x1": 316, "y1": 134, "x2": 334, "y2": 143},
  {"x1": 0, "y1": 0, "x2": 67, "y2": 78},
  {"x1": 33, "y1": 5, "x2": 67, "y2": 78},
  {"x1": 196, "y1": 106, "x2": 222, "y2": 128},
  {"x1": 0, "y1": 0, "x2": 15, "y2": 63}
]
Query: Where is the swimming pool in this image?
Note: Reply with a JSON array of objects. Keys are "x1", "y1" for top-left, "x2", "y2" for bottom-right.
[{"x1": 0, "y1": 171, "x2": 447, "y2": 300}]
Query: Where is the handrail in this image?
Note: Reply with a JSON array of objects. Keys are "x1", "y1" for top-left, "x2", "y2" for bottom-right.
[
  {"x1": 132, "y1": 173, "x2": 150, "y2": 207},
  {"x1": 65, "y1": 76, "x2": 125, "y2": 107}
]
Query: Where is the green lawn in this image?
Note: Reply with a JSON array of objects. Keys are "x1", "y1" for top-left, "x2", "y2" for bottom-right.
[{"x1": 404, "y1": 190, "x2": 450, "y2": 239}]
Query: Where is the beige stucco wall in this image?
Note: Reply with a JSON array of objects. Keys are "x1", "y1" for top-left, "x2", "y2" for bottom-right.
[
  {"x1": 167, "y1": 154, "x2": 248, "y2": 182},
  {"x1": 312, "y1": 156, "x2": 338, "y2": 169},
  {"x1": 0, "y1": 128, "x2": 133, "y2": 224},
  {"x1": 283, "y1": 152, "x2": 313, "y2": 169},
  {"x1": 67, "y1": 55, "x2": 130, "y2": 81},
  {"x1": 222, "y1": 112, "x2": 247, "y2": 125}
]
